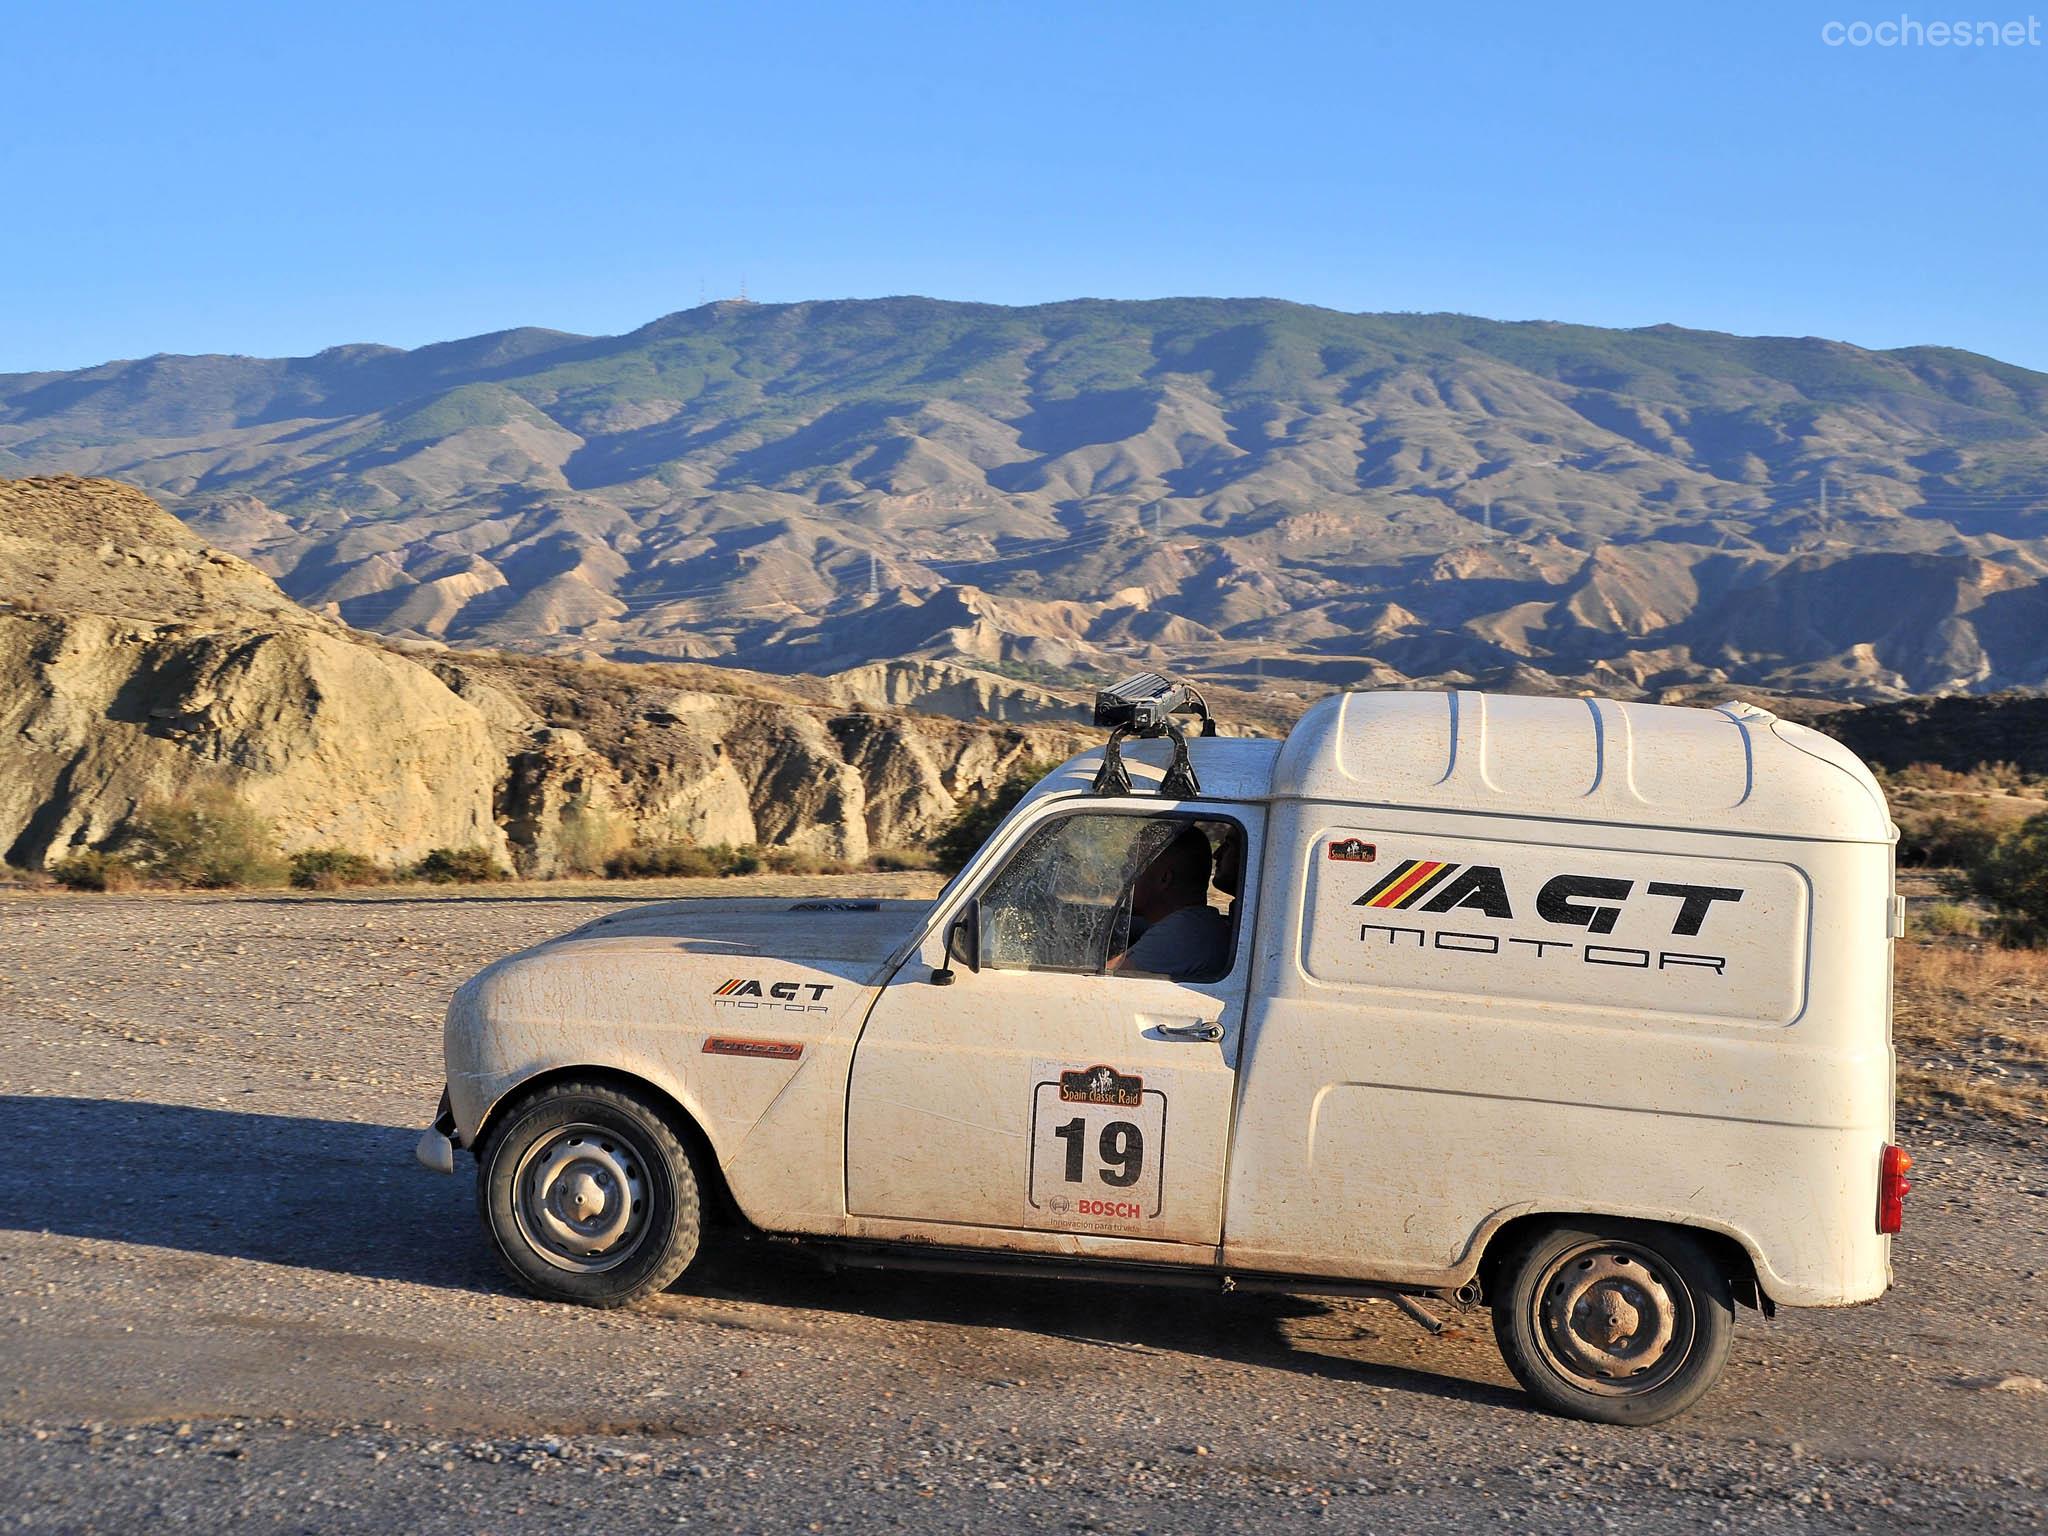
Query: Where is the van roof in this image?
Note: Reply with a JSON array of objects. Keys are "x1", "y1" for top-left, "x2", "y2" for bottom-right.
[{"x1": 1044, "y1": 689, "x2": 1894, "y2": 844}]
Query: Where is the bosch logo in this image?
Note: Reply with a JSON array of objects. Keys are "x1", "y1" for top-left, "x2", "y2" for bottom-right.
[{"x1": 1076, "y1": 1199, "x2": 1144, "y2": 1219}]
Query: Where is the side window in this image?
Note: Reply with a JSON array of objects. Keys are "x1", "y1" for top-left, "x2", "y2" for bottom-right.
[{"x1": 976, "y1": 812, "x2": 1243, "y2": 981}]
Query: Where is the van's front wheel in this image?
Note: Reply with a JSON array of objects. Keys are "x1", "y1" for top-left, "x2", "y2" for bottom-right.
[
  {"x1": 1492, "y1": 1221, "x2": 1734, "y2": 1425},
  {"x1": 477, "y1": 1081, "x2": 702, "y2": 1307}
]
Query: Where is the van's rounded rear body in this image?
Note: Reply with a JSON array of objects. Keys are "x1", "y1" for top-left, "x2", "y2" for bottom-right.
[{"x1": 1222, "y1": 690, "x2": 1897, "y2": 1309}]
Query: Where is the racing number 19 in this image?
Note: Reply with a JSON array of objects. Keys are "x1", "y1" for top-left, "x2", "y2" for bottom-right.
[{"x1": 1052, "y1": 1116, "x2": 1144, "y2": 1187}]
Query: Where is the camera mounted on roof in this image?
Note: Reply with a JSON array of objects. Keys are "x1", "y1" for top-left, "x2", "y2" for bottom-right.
[{"x1": 1090, "y1": 672, "x2": 1216, "y2": 799}]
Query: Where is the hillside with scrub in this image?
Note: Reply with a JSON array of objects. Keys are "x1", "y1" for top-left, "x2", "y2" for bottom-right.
[{"x1": 5, "y1": 298, "x2": 2048, "y2": 701}]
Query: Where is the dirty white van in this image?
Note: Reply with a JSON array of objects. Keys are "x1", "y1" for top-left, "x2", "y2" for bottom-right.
[{"x1": 419, "y1": 678, "x2": 1908, "y2": 1424}]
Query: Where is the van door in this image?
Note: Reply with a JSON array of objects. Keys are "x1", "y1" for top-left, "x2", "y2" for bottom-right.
[{"x1": 844, "y1": 804, "x2": 1259, "y2": 1253}]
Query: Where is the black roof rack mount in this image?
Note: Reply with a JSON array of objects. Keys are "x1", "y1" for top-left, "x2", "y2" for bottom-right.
[{"x1": 1089, "y1": 672, "x2": 1216, "y2": 798}]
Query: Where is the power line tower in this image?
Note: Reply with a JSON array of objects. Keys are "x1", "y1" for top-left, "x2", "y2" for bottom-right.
[{"x1": 868, "y1": 551, "x2": 879, "y2": 599}]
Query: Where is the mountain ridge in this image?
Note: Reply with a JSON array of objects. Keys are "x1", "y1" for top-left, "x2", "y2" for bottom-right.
[{"x1": 6, "y1": 296, "x2": 2048, "y2": 700}]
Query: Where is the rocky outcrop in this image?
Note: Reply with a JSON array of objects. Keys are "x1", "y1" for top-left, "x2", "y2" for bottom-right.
[
  {"x1": 823, "y1": 658, "x2": 1091, "y2": 725},
  {"x1": 0, "y1": 611, "x2": 506, "y2": 867},
  {"x1": 429, "y1": 654, "x2": 1085, "y2": 875},
  {"x1": 0, "y1": 475, "x2": 319, "y2": 630},
  {"x1": 0, "y1": 477, "x2": 1091, "y2": 875}
]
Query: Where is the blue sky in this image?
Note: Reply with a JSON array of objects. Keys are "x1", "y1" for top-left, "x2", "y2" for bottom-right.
[{"x1": 3, "y1": 0, "x2": 2043, "y2": 373}]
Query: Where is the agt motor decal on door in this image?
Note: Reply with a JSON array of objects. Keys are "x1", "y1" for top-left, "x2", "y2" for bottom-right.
[
  {"x1": 1303, "y1": 831, "x2": 1810, "y2": 1023},
  {"x1": 1027, "y1": 1063, "x2": 1169, "y2": 1227}
]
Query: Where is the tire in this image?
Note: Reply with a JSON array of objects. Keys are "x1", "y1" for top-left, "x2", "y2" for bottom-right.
[
  {"x1": 1491, "y1": 1219, "x2": 1735, "y2": 1426},
  {"x1": 476, "y1": 1080, "x2": 702, "y2": 1308}
]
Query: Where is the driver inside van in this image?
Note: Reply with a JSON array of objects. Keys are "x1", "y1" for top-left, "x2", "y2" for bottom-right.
[{"x1": 1113, "y1": 826, "x2": 1231, "y2": 980}]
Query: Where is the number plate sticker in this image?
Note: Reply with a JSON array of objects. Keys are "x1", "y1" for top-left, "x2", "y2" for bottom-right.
[{"x1": 1026, "y1": 1062, "x2": 1168, "y2": 1227}]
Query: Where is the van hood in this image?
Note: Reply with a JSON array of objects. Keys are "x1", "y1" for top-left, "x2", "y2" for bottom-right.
[
  {"x1": 544, "y1": 896, "x2": 933, "y2": 975},
  {"x1": 442, "y1": 895, "x2": 936, "y2": 1148}
]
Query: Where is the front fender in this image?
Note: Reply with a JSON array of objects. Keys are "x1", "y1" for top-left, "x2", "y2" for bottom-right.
[{"x1": 443, "y1": 937, "x2": 880, "y2": 1231}]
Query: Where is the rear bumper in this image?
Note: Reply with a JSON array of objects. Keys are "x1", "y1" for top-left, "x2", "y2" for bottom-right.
[{"x1": 414, "y1": 1088, "x2": 458, "y2": 1176}]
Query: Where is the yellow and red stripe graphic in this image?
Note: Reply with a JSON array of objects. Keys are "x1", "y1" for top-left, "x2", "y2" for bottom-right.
[
  {"x1": 713, "y1": 978, "x2": 746, "y2": 996},
  {"x1": 1354, "y1": 858, "x2": 1457, "y2": 909}
]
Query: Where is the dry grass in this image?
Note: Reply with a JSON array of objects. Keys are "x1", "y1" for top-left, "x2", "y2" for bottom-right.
[{"x1": 1894, "y1": 942, "x2": 2048, "y2": 1124}]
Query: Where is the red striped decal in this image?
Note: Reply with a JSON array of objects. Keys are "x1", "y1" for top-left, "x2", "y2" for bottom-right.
[{"x1": 1370, "y1": 859, "x2": 1444, "y2": 908}]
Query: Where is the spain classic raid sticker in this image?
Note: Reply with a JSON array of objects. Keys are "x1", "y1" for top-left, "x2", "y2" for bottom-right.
[{"x1": 1026, "y1": 1062, "x2": 1168, "y2": 1228}]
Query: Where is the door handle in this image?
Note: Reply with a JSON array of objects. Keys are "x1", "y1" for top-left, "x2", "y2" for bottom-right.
[{"x1": 1154, "y1": 1019, "x2": 1223, "y2": 1043}]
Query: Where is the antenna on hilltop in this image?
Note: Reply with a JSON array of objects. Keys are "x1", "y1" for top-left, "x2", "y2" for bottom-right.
[{"x1": 739, "y1": 273, "x2": 749, "y2": 304}]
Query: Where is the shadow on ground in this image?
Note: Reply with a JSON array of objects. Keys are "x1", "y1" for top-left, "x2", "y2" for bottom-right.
[
  {"x1": 0, "y1": 1096, "x2": 1515, "y2": 1411},
  {"x1": 0, "y1": 1096, "x2": 497, "y2": 1291}
]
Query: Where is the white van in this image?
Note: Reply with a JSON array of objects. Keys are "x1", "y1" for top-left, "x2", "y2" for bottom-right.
[{"x1": 419, "y1": 680, "x2": 1909, "y2": 1424}]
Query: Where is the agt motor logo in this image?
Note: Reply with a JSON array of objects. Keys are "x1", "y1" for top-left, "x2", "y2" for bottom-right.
[
  {"x1": 1353, "y1": 858, "x2": 1745, "y2": 974},
  {"x1": 711, "y1": 977, "x2": 835, "y2": 1014}
]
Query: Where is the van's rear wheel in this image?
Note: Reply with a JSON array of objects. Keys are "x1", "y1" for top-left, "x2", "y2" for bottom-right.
[
  {"x1": 1492, "y1": 1220, "x2": 1733, "y2": 1425},
  {"x1": 477, "y1": 1081, "x2": 701, "y2": 1307}
]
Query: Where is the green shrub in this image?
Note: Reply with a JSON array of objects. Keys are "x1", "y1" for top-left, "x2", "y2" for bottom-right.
[
  {"x1": 1895, "y1": 806, "x2": 2005, "y2": 869},
  {"x1": 1913, "y1": 901, "x2": 1983, "y2": 940},
  {"x1": 410, "y1": 846, "x2": 511, "y2": 884},
  {"x1": 605, "y1": 843, "x2": 724, "y2": 879},
  {"x1": 289, "y1": 847, "x2": 387, "y2": 891},
  {"x1": 555, "y1": 795, "x2": 627, "y2": 877},
  {"x1": 49, "y1": 850, "x2": 145, "y2": 892},
  {"x1": 127, "y1": 789, "x2": 285, "y2": 888},
  {"x1": 1883, "y1": 760, "x2": 2042, "y2": 794},
  {"x1": 869, "y1": 846, "x2": 938, "y2": 872},
  {"x1": 764, "y1": 847, "x2": 852, "y2": 876},
  {"x1": 1969, "y1": 812, "x2": 2048, "y2": 944},
  {"x1": 933, "y1": 762, "x2": 1056, "y2": 873},
  {"x1": 602, "y1": 842, "x2": 774, "y2": 878}
]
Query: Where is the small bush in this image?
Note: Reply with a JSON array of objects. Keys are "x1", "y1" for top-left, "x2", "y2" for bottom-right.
[
  {"x1": 1913, "y1": 901, "x2": 1983, "y2": 940},
  {"x1": 605, "y1": 843, "x2": 724, "y2": 879},
  {"x1": 289, "y1": 847, "x2": 386, "y2": 891},
  {"x1": 409, "y1": 846, "x2": 511, "y2": 884},
  {"x1": 1968, "y1": 812, "x2": 2048, "y2": 944},
  {"x1": 555, "y1": 795, "x2": 628, "y2": 877},
  {"x1": 1883, "y1": 760, "x2": 2042, "y2": 794},
  {"x1": 127, "y1": 789, "x2": 285, "y2": 888},
  {"x1": 764, "y1": 847, "x2": 852, "y2": 876},
  {"x1": 49, "y1": 850, "x2": 145, "y2": 892},
  {"x1": 869, "y1": 846, "x2": 938, "y2": 872},
  {"x1": 1895, "y1": 805, "x2": 2006, "y2": 869},
  {"x1": 602, "y1": 842, "x2": 779, "y2": 879}
]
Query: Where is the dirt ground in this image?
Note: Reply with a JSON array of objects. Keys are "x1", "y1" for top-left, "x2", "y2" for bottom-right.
[{"x1": 1, "y1": 881, "x2": 2043, "y2": 1533}]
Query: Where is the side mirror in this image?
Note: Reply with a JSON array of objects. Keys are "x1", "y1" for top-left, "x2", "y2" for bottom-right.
[{"x1": 932, "y1": 900, "x2": 980, "y2": 985}]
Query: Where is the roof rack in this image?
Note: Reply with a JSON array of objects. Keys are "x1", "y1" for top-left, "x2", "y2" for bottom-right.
[{"x1": 1089, "y1": 672, "x2": 1216, "y2": 798}]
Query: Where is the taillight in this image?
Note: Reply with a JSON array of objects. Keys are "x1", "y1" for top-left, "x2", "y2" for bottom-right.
[{"x1": 1878, "y1": 1143, "x2": 1913, "y2": 1234}]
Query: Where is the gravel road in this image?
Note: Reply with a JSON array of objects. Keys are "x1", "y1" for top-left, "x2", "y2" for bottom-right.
[{"x1": 1, "y1": 883, "x2": 2043, "y2": 1533}]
